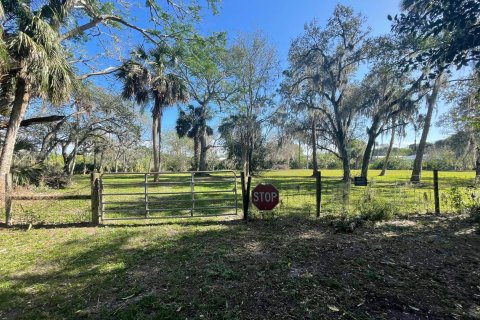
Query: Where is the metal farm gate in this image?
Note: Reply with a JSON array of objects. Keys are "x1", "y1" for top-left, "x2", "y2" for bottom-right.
[{"x1": 99, "y1": 171, "x2": 238, "y2": 221}]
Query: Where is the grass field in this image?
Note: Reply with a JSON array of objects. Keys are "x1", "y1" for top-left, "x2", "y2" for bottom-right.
[
  {"x1": 1, "y1": 170, "x2": 479, "y2": 319},
  {"x1": 4, "y1": 169, "x2": 478, "y2": 225}
]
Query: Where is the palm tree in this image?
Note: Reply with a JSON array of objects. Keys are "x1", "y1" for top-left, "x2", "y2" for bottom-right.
[
  {"x1": 175, "y1": 105, "x2": 213, "y2": 171},
  {"x1": 0, "y1": 4, "x2": 76, "y2": 197},
  {"x1": 117, "y1": 47, "x2": 189, "y2": 179}
]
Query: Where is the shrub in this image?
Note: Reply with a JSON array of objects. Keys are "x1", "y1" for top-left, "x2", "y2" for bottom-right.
[
  {"x1": 370, "y1": 157, "x2": 413, "y2": 170},
  {"x1": 359, "y1": 198, "x2": 396, "y2": 222},
  {"x1": 317, "y1": 153, "x2": 343, "y2": 169},
  {"x1": 11, "y1": 163, "x2": 71, "y2": 189},
  {"x1": 40, "y1": 165, "x2": 71, "y2": 189},
  {"x1": 370, "y1": 157, "x2": 407, "y2": 170},
  {"x1": 332, "y1": 215, "x2": 362, "y2": 233},
  {"x1": 423, "y1": 148, "x2": 457, "y2": 171},
  {"x1": 74, "y1": 162, "x2": 94, "y2": 174},
  {"x1": 444, "y1": 187, "x2": 467, "y2": 211}
]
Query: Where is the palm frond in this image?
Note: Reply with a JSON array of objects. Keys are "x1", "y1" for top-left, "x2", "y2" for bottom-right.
[{"x1": 8, "y1": 14, "x2": 77, "y2": 105}]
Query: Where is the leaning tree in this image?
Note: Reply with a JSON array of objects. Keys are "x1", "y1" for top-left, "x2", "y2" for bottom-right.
[{"x1": 0, "y1": 3, "x2": 77, "y2": 191}]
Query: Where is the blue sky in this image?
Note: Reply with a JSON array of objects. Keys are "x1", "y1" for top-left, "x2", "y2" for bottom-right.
[
  {"x1": 63, "y1": 0, "x2": 451, "y2": 148},
  {"x1": 153, "y1": 0, "x2": 449, "y2": 147}
]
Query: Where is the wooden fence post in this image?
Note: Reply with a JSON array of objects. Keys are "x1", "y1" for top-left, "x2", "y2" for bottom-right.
[
  {"x1": 91, "y1": 172, "x2": 101, "y2": 225},
  {"x1": 5, "y1": 174, "x2": 12, "y2": 226},
  {"x1": 433, "y1": 170, "x2": 440, "y2": 214},
  {"x1": 315, "y1": 171, "x2": 321, "y2": 218}
]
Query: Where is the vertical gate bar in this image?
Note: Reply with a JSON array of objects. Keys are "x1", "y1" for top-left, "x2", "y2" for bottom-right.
[
  {"x1": 191, "y1": 172, "x2": 195, "y2": 216},
  {"x1": 144, "y1": 174, "x2": 149, "y2": 218},
  {"x1": 234, "y1": 171, "x2": 238, "y2": 216}
]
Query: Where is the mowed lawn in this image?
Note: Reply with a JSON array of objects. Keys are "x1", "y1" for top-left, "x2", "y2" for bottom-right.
[{"x1": 1, "y1": 169, "x2": 479, "y2": 319}]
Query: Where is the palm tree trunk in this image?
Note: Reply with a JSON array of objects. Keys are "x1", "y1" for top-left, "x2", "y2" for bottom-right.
[
  {"x1": 157, "y1": 108, "x2": 163, "y2": 172},
  {"x1": 0, "y1": 77, "x2": 30, "y2": 200},
  {"x1": 380, "y1": 118, "x2": 396, "y2": 176},
  {"x1": 411, "y1": 74, "x2": 443, "y2": 183},
  {"x1": 152, "y1": 110, "x2": 160, "y2": 181}
]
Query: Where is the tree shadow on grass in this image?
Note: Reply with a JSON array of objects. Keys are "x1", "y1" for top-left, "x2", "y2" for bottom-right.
[{"x1": 1, "y1": 215, "x2": 479, "y2": 319}]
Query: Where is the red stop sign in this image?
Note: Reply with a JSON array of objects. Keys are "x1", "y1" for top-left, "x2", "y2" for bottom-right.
[{"x1": 251, "y1": 184, "x2": 279, "y2": 210}]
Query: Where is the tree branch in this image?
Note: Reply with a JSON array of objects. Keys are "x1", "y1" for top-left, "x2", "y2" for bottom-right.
[
  {"x1": 0, "y1": 115, "x2": 65, "y2": 129},
  {"x1": 317, "y1": 145, "x2": 341, "y2": 159},
  {"x1": 77, "y1": 66, "x2": 120, "y2": 80},
  {"x1": 61, "y1": 15, "x2": 160, "y2": 44}
]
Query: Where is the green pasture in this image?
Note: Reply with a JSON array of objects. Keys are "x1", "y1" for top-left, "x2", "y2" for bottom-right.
[{"x1": 5, "y1": 169, "x2": 478, "y2": 225}]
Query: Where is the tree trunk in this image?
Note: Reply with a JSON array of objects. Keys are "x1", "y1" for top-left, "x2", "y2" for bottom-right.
[
  {"x1": 199, "y1": 128, "x2": 208, "y2": 172},
  {"x1": 241, "y1": 143, "x2": 249, "y2": 177},
  {"x1": 335, "y1": 127, "x2": 351, "y2": 182},
  {"x1": 248, "y1": 133, "x2": 255, "y2": 176},
  {"x1": 62, "y1": 144, "x2": 69, "y2": 173},
  {"x1": 69, "y1": 154, "x2": 76, "y2": 175},
  {"x1": 82, "y1": 153, "x2": 87, "y2": 175},
  {"x1": 298, "y1": 140, "x2": 301, "y2": 167},
  {"x1": 152, "y1": 109, "x2": 160, "y2": 181},
  {"x1": 193, "y1": 135, "x2": 200, "y2": 171},
  {"x1": 411, "y1": 74, "x2": 443, "y2": 183},
  {"x1": 361, "y1": 119, "x2": 380, "y2": 178},
  {"x1": 0, "y1": 77, "x2": 30, "y2": 196},
  {"x1": 339, "y1": 142, "x2": 351, "y2": 182},
  {"x1": 311, "y1": 118, "x2": 318, "y2": 175},
  {"x1": 93, "y1": 144, "x2": 98, "y2": 172},
  {"x1": 38, "y1": 118, "x2": 66, "y2": 163},
  {"x1": 157, "y1": 108, "x2": 163, "y2": 172},
  {"x1": 99, "y1": 151, "x2": 104, "y2": 173},
  {"x1": 471, "y1": 136, "x2": 477, "y2": 171},
  {"x1": 380, "y1": 118, "x2": 396, "y2": 176},
  {"x1": 68, "y1": 138, "x2": 78, "y2": 176}
]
